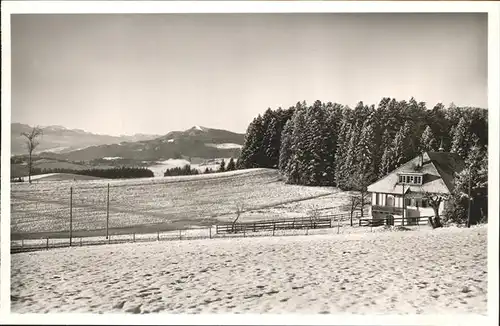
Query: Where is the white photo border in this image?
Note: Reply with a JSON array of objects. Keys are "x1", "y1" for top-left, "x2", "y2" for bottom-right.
[{"x1": 1, "y1": 1, "x2": 499, "y2": 325}]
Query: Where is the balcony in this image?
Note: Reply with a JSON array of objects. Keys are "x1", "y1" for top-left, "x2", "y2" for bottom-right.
[{"x1": 371, "y1": 205, "x2": 404, "y2": 215}]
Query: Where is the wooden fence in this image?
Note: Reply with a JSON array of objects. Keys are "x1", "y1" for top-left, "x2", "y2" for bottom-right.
[
  {"x1": 215, "y1": 212, "x2": 356, "y2": 235},
  {"x1": 358, "y1": 215, "x2": 432, "y2": 227}
]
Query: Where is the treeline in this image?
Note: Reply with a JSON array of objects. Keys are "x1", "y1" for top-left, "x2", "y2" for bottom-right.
[
  {"x1": 30, "y1": 167, "x2": 154, "y2": 179},
  {"x1": 237, "y1": 98, "x2": 488, "y2": 224},
  {"x1": 163, "y1": 158, "x2": 237, "y2": 177},
  {"x1": 164, "y1": 165, "x2": 200, "y2": 177}
]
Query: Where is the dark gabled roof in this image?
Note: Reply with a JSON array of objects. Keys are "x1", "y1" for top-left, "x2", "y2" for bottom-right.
[
  {"x1": 367, "y1": 152, "x2": 465, "y2": 195},
  {"x1": 427, "y1": 152, "x2": 465, "y2": 193}
]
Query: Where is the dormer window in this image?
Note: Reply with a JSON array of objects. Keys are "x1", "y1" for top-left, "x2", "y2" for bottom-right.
[{"x1": 398, "y1": 173, "x2": 423, "y2": 185}]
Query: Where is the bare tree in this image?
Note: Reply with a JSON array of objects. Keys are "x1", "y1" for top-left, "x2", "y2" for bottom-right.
[
  {"x1": 231, "y1": 202, "x2": 245, "y2": 233},
  {"x1": 21, "y1": 126, "x2": 43, "y2": 184},
  {"x1": 307, "y1": 205, "x2": 320, "y2": 229},
  {"x1": 421, "y1": 191, "x2": 448, "y2": 229},
  {"x1": 348, "y1": 173, "x2": 371, "y2": 219},
  {"x1": 348, "y1": 195, "x2": 361, "y2": 226}
]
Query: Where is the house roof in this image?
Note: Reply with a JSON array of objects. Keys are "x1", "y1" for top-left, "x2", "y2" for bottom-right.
[{"x1": 367, "y1": 152, "x2": 465, "y2": 195}]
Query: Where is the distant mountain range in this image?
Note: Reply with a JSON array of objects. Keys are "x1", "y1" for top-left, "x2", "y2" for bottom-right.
[
  {"x1": 11, "y1": 123, "x2": 161, "y2": 156},
  {"x1": 12, "y1": 123, "x2": 245, "y2": 162}
]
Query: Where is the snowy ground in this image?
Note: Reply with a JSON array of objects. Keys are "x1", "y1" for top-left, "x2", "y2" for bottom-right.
[
  {"x1": 11, "y1": 225, "x2": 487, "y2": 314},
  {"x1": 12, "y1": 169, "x2": 351, "y2": 235}
]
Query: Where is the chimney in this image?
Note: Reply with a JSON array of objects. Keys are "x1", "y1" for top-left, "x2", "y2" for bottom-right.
[
  {"x1": 438, "y1": 138, "x2": 445, "y2": 152},
  {"x1": 419, "y1": 152, "x2": 424, "y2": 167}
]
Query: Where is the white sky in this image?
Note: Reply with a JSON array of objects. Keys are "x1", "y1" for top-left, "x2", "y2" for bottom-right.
[{"x1": 11, "y1": 13, "x2": 487, "y2": 136}]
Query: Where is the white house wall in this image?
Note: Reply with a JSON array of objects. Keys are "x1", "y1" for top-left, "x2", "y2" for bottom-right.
[{"x1": 370, "y1": 192, "x2": 448, "y2": 223}]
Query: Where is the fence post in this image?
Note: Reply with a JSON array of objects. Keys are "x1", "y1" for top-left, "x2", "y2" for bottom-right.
[
  {"x1": 272, "y1": 222, "x2": 276, "y2": 236},
  {"x1": 133, "y1": 233, "x2": 136, "y2": 242},
  {"x1": 21, "y1": 239, "x2": 24, "y2": 248},
  {"x1": 108, "y1": 235, "x2": 111, "y2": 244},
  {"x1": 80, "y1": 237, "x2": 82, "y2": 246},
  {"x1": 209, "y1": 227, "x2": 212, "y2": 239},
  {"x1": 106, "y1": 183, "x2": 110, "y2": 240},
  {"x1": 215, "y1": 225, "x2": 218, "y2": 235},
  {"x1": 179, "y1": 230, "x2": 181, "y2": 240},
  {"x1": 158, "y1": 231, "x2": 160, "y2": 241},
  {"x1": 337, "y1": 217, "x2": 340, "y2": 234},
  {"x1": 46, "y1": 238, "x2": 49, "y2": 250},
  {"x1": 69, "y1": 186, "x2": 73, "y2": 247},
  {"x1": 244, "y1": 226, "x2": 246, "y2": 237}
]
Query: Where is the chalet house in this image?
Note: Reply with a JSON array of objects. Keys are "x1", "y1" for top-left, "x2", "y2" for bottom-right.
[{"x1": 367, "y1": 150, "x2": 465, "y2": 225}]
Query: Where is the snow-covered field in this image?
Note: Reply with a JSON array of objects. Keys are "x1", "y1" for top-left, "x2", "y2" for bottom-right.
[
  {"x1": 11, "y1": 169, "x2": 351, "y2": 235},
  {"x1": 11, "y1": 225, "x2": 487, "y2": 314}
]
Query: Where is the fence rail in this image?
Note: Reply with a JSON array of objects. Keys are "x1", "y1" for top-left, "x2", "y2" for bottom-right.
[{"x1": 215, "y1": 213, "x2": 354, "y2": 235}]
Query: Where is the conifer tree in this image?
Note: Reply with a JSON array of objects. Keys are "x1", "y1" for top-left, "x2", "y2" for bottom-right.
[
  {"x1": 335, "y1": 118, "x2": 353, "y2": 189},
  {"x1": 356, "y1": 120, "x2": 376, "y2": 182},
  {"x1": 446, "y1": 139, "x2": 487, "y2": 225},
  {"x1": 378, "y1": 129, "x2": 393, "y2": 177},
  {"x1": 263, "y1": 117, "x2": 280, "y2": 168},
  {"x1": 420, "y1": 125, "x2": 438, "y2": 152},
  {"x1": 390, "y1": 122, "x2": 412, "y2": 168},
  {"x1": 237, "y1": 115, "x2": 265, "y2": 169},
  {"x1": 219, "y1": 159, "x2": 226, "y2": 172},
  {"x1": 321, "y1": 103, "x2": 341, "y2": 185},
  {"x1": 278, "y1": 119, "x2": 293, "y2": 174},
  {"x1": 226, "y1": 157, "x2": 236, "y2": 171},
  {"x1": 286, "y1": 106, "x2": 307, "y2": 184},
  {"x1": 302, "y1": 100, "x2": 326, "y2": 185},
  {"x1": 450, "y1": 117, "x2": 470, "y2": 160}
]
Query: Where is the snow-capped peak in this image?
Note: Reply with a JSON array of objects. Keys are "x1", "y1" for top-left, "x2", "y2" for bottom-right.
[{"x1": 43, "y1": 125, "x2": 67, "y2": 131}]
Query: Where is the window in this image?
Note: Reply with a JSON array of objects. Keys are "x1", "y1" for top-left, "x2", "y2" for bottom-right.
[{"x1": 398, "y1": 174, "x2": 423, "y2": 185}]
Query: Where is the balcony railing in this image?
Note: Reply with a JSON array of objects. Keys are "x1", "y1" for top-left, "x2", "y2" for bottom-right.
[{"x1": 371, "y1": 205, "x2": 404, "y2": 215}]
